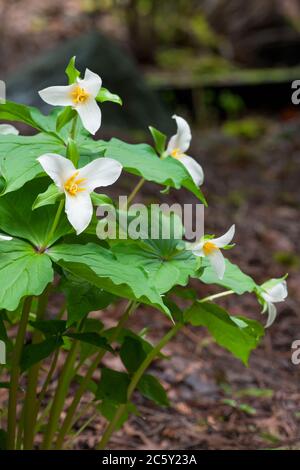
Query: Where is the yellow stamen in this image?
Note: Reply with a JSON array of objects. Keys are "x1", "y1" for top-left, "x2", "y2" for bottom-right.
[
  {"x1": 70, "y1": 85, "x2": 90, "y2": 105},
  {"x1": 170, "y1": 148, "x2": 183, "y2": 159},
  {"x1": 64, "y1": 171, "x2": 87, "y2": 196},
  {"x1": 203, "y1": 241, "x2": 218, "y2": 256}
]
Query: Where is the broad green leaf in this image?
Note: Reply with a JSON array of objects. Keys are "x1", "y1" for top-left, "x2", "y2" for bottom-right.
[
  {"x1": 96, "y1": 87, "x2": 122, "y2": 105},
  {"x1": 20, "y1": 336, "x2": 63, "y2": 372},
  {"x1": 65, "y1": 332, "x2": 114, "y2": 354},
  {"x1": 29, "y1": 320, "x2": 67, "y2": 337},
  {"x1": 66, "y1": 137, "x2": 79, "y2": 166},
  {"x1": 61, "y1": 277, "x2": 115, "y2": 326},
  {"x1": 48, "y1": 243, "x2": 170, "y2": 316},
  {"x1": 0, "y1": 178, "x2": 71, "y2": 247},
  {"x1": 56, "y1": 107, "x2": 76, "y2": 132},
  {"x1": 77, "y1": 318, "x2": 105, "y2": 361},
  {"x1": 32, "y1": 183, "x2": 62, "y2": 210},
  {"x1": 0, "y1": 133, "x2": 65, "y2": 194},
  {"x1": 199, "y1": 258, "x2": 257, "y2": 295},
  {"x1": 137, "y1": 374, "x2": 170, "y2": 407},
  {"x1": 0, "y1": 101, "x2": 46, "y2": 132},
  {"x1": 82, "y1": 138, "x2": 206, "y2": 204},
  {"x1": 184, "y1": 302, "x2": 264, "y2": 365},
  {"x1": 90, "y1": 193, "x2": 113, "y2": 207},
  {"x1": 96, "y1": 368, "x2": 130, "y2": 404},
  {"x1": 0, "y1": 238, "x2": 53, "y2": 311},
  {"x1": 65, "y1": 56, "x2": 80, "y2": 84},
  {"x1": 149, "y1": 126, "x2": 166, "y2": 155},
  {"x1": 120, "y1": 336, "x2": 147, "y2": 374}
]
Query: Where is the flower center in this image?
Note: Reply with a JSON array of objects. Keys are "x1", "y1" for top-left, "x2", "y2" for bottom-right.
[
  {"x1": 64, "y1": 171, "x2": 86, "y2": 196},
  {"x1": 203, "y1": 241, "x2": 218, "y2": 256},
  {"x1": 71, "y1": 86, "x2": 90, "y2": 105},
  {"x1": 170, "y1": 148, "x2": 183, "y2": 159}
]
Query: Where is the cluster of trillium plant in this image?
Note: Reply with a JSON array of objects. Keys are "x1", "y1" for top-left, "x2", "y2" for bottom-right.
[{"x1": 0, "y1": 57, "x2": 287, "y2": 450}]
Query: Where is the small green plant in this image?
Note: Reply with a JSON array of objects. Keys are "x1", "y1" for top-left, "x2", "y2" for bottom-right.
[{"x1": 0, "y1": 57, "x2": 288, "y2": 449}]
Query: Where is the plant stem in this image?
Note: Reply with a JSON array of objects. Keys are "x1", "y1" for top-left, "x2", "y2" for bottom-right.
[
  {"x1": 42, "y1": 199, "x2": 65, "y2": 249},
  {"x1": 7, "y1": 297, "x2": 32, "y2": 450},
  {"x1": 36, "y1": 348, "x2": 59, "y2": 413},
  {"x1": 199, "y1": 290, "x2": 234, "y2": 303},
  {"x1": 97, "y1": 321, "x2": 182, "y2": 450},
  {"x1": 42, "y1": 341, "x2": 78, "y2": 449},
  {"x1": 70, "y1": 114, "x2": 78, "y2": 140},
  {"x1": 127, "y1": 178, "x2": 145, "y2": 205},
  {"x1": 55, "y1": 301, "x2": 137, "y2": 449},
  {"x1": 23, "y1": 288, "x2": 50, "y2": 449}
]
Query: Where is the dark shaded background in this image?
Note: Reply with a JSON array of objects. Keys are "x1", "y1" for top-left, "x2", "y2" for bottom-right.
[{"x1": 0, "y1": 0, "x2": 300, "y2": 450}]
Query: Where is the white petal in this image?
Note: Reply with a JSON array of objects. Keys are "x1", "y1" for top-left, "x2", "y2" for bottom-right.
[
  {"x1": 76, "y1": 98, "x2": 101, "y2": 135},
  {"x1": 0, "y1": 124, "x2": 19, "y2": 135},
  {"x1": 78, "y1": 68, "x2": 102, "y2": 97},
  {"x1": 213, "y1": 225, "x2": 235, "y2": 248},
  {"x1": 0, "y1": 234, "x2": 12, "y2": 240},
  {"x1": 78, "y1": 158, "x2": 122, "y2": 192},
  {"x1": 38, "y1": 154, "x2": 75, "y2": 191},
  {"x1": 208, "y1": 248, "x2": 226, "y2": 279},
  {"x1": 167, "y1": 115, "x2": 191, "y2": 154},
  {"x1": 265, "y1": 281, "x2": 288, "y2": 303},
  {"x1": 65, "y1": 192, "x2": 93, "y2": 235},
  {"x1": 265, "y1": 302, "x2": 277, "y2": 328},
  {"x1": 180, "y1": 155, "x2": 204, "y2": 186},
  {"x1": 39, "y1": 85, "x2": 74, "y2": 107}
]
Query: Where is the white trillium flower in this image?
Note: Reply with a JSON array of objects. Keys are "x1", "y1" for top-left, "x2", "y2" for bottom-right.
[
  {"x1": 186, "y1": 224, "x2": 235, "y2": 280},
  {"x1": 39, "y1": 69, "x2": 102, "y2": 135},
  {"x1": 0, "y1": 234, "x2": 12, "y2": 240},
  {"x1": 38, "y1": 153, "x2": 122, "y2": 235},
  {"x1": 0, "y1": 124, "x2": 19, "y2": 135},
  {"x1": 166, "y1": 115, "x2": 204, "y2": 186},
  {"x1": 260, "y1": 279, "x2": 288, "y2": 328}
]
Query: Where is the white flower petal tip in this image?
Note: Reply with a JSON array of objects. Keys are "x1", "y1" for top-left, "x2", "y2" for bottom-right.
[
  {"x1": 0, "y1": 234, "x2": 12, "y2": 241},
  {"x1": 38, "y1": 68, "x2": 102, "y2": 135},
  {"x1": 38, "y1": 154, "x2": 121, "y2": 235},
  {"x1": 0, "y1": 124, "x2": 19, "y2": 135},
  {"x1": 261, "y1": 279, "x2": 288, "y2": 328},
  {"x1": 213, "y1": 224, "x2": 235, "y2": 248}
]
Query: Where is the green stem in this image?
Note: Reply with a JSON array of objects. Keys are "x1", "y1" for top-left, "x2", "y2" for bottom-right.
[
  {"x1": 42, "y1": 199, "x2": 65, "y2": 249},
  {"x1": 42, "y1": 341, "x2": 78, "y2": 449},
  {"x1": 36, "y1": 348, "x2": 59, "y2": 413},
  {"x1": 23, "y1": 288, "x2": 50, "y2": 449},
  {"x1": 70, "y1": 114, "x2": 78, "y2": 140},
  {"x1": 7, "y1": 297, "x2": 32, "y2": 450},
  {"x1": 199, "y1": 290, "x2": 234, "y2": 303},
  {"x1": 127, "y1": 178, "x2": 145, "y2": 206},
  {"x1": 54, "y1": 301, "x2": 137, "y2": 449},
  {"x1": 97, "y1": 321, "x2": 182, "y2": 450}
]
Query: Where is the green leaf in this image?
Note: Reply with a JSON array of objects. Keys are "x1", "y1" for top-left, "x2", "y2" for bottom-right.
[
  {"x1": 96, "y1": 87, "x2": 122, "y2": 106},
  {"x1": 0, "y1": 238, "x2": 53, "y2": 311},
  {"x1": 48, "y1": 243, "x2": 170, "y2": 317},
  {"x1": 56, "y1": 107, "x2": 76, "y2": 132},
  {"x1": 149, "y1": 126, "x2": 166, "y2": 155},
  {"x1": 112, "y1": 211, "x2": 197, "y2": 294},
  {"x1": 97, "y1": 400, "x2": 137, "y2": 431},
  {"x1": 65, "y1": 56, "x2": 80, "y2": 84},
  {"x1": 91, "y1": 193, "x2": 113, "y2": 207},
  {"x1": 61, "y1": 277, "x2": 115, "y2": 326},
  {"x1": 0, "y1": 101, "x2": 47, "y2": 132},
  {"x1": 96, "y1": 368, "x2": 130, "y2": 404},
  {"x1": 66, "y1": 137, "x2": 79, "y2": 166},
  {"x1": 32, "y1": 184, "x2": 62, "y2": 210},
  {"x1": 0, "y1": 133, "x2": 65, "y2": 195},
  {"x1": 77, "y1": 318, "x2": 105, "y2": 361},
  {"x1": 0, "y1": 178, "x2": 71, "y2": 247},
  {"x1": 29, "y1": 320, "x2": 67, "y2": 337},
  {"x1": 120, "y1": 336, "x2": 147, "y2": 374},
  {"x1": 199, "y1": 259, "x2": 257, "y2": 295},
  {"x1": 65, "y1": 332, "x2": 114, "y2": 354},
  {"x1": 138, "y1": 374, "x2": 170, "y2": 407},
  {"x1": 184, "y1": 302, "x2": 264, "y2": 365},
  {"x1": 20, "y1": 336, "x2": 63, "y2": 372},
  {"x1": 83, "y1": 138, "x2": 206, "y2": 204}
]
